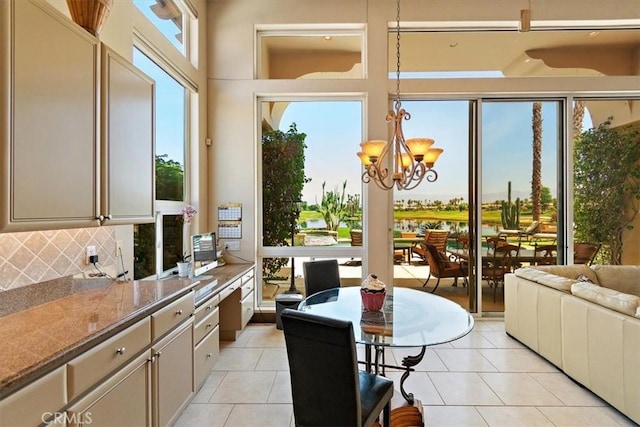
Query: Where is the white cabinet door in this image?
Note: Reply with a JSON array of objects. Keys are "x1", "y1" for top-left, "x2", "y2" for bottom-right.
[
  {"x1": 100, "y1": 45, "x2": 155, "y2": 224},
  {"x1": 67, "y1": 352, "x2": 152, "y2": 427},
  {"x1": 151, "y1": 320, "x2": 194, "y2": 427},
  {"x1": 1, "y1": 0, "x2": 100, "y2": 232}
]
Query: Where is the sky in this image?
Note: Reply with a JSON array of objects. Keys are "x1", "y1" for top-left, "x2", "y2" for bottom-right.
[{"x1": 279, "y1": 99, "x2": 572, "y2": 205}]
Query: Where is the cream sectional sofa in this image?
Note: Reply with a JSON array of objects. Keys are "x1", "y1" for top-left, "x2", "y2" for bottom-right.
[{"x1": 504, "y1": 265, "x2": 640, "y2": 424}]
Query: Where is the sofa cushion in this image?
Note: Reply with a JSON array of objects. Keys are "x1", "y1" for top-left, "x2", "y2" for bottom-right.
[
  {"x1": 533, "y1": 264, "x2": 600, "y2": 284},
  {"x1": 590, "y1": 265, "x2": 640, "y2": 297},
  {"x1": 514, "y1": 267, "x2": 574, "y2": 292},
  {"x1": 571, "y1": 281, "x2": 640, "y2": 317}
]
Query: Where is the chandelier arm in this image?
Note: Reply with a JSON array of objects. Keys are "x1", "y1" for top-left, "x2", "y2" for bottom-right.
[{"x1": 357, "y1": 0, "x2": 443, "y2": 192}]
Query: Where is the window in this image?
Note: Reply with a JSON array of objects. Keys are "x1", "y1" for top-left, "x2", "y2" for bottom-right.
[
  {"x1": 259, "y1": 99, "x2": 363, "y2": 304},
  {"x1": 134, "y1": 0, "x2": 195, "y2": 58},
  {"x1": 133, "y1": 47, "x2": 190, "y2": 279},
  {"x1": 258, "y1": 31, "x2": 364, "y2": 79}
]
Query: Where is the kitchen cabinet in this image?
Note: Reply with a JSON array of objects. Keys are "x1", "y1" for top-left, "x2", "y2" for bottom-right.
[
  {"x1": 151, "y1": 320, "x2": 194, "y2": 427},
  {"x1": 66, "y1": 352, "x2": 152, "y2": 427},
  {"x1": 219, "y1": 268, "x2": 255, "y2": 340},
  {"x1": 0, "y1": 0, "x2": 154, "y2": 232},
  {"x1": 100, "y1": 45, "x2": 155, "y2": 224},
  {"x1": 0, "y1": 365, "x2": 66, "y2": 426},
  {"x1": 193, "y1": 294, "x2": 221, "y2": 390},
  {"x1": 0, "y1": 0, "x2": 100, "y2": 231}
]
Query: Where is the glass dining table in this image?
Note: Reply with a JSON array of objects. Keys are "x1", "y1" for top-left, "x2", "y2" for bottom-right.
[{"x1": 298, "y1": 286, "x2": 474, "y2": 403}]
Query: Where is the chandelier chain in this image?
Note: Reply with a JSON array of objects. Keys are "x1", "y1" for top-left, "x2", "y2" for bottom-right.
[{"x1": 395, "y1": 0, "x2": 401, "y2": 110}]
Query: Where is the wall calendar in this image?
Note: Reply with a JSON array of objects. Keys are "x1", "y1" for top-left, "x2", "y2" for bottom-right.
[{"x1": 218, "y1": 203, "x2": 242, "y2": 238}]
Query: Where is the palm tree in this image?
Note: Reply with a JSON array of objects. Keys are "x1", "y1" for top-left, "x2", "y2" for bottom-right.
[
  {"x1": 573, "y1": 100, "x2": 585, "y2": 139},
  {"x1": 532, "y1": 102, "x2": 542, "y2": 221}
]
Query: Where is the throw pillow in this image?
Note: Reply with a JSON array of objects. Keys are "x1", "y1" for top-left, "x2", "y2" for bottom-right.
[{"x1": 576, "y1": 274, "x2": 594, "y2": 283}]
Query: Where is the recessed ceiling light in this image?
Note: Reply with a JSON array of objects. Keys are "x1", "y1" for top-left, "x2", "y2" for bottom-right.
[
  {"x1": 525, "y1": 58, "x2": 532, "y2": 63},
  {"x1": 322, "y1": 36, "x2": 332, "y2": 41},
  {"x1": 588, "y1": 31, "x2": 601, "y2": 38}
]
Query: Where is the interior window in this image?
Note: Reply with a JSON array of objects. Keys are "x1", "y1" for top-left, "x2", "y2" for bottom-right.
[{"x1": 258, "y1": 32, "x2": 364, "y2": 79}]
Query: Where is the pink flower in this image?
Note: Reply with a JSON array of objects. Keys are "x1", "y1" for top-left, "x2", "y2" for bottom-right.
[{"x1": 179, "y1": 205, "x2": 197, "y2": 224}]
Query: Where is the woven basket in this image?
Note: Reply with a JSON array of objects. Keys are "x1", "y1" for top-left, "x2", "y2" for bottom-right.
[{"x1": 66, "y1": 0, "x2": 113, "y2": 37}]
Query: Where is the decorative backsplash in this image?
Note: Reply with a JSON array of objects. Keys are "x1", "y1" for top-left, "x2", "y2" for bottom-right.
[{"x1": 0, "y1": 228, "x2": 116, "y2": 291}]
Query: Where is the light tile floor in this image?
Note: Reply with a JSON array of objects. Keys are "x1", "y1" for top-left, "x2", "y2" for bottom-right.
[{"x1": 175, "y1": 320, "x2": 637, "y2": 427}]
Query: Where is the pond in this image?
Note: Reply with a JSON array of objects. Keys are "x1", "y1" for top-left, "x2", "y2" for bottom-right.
[
  {"x1": 394, "y1": 219, "x2": 501, "y2": 236},
  {"x1": 302, "y1": 217, "x2": 502, "y2": 236}
]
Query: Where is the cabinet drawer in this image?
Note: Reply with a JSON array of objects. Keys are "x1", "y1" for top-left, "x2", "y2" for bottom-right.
[
  {"x1": 0, "y1": 365, "x2": 66, "y2": 427},
  {"x1": 67, "y1": 317, "x2": 150, "y2": 400},
  {"x1": 194, "y1": 306, "x2": 219, "y2": 345},
  {"x1": 194, "y1": 295, "x2": 219, "y2": 325},
  {"x1": 219, "y1": 279, "x2": 240, "y2": 301},
  {"x1": 151, "y1": 292, "x2": 194, "y2": 341},
  {"x1": 240, "y1": 275, "x2": 254, "y2": 299},
  {"x1": 194, "y1": 325, "x2": 220, "y2": 391},
  {"x1": 240, "y1": 290, "x2": 254, "y2": 329}
]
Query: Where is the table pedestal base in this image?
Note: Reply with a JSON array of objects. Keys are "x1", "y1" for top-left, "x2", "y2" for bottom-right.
[{"x1": 365, "y1": 344, "x2": 427, "y2": 404}]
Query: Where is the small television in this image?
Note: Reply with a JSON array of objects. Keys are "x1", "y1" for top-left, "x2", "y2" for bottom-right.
[{"x1": 191, "y1": 232, "x2": 218, "y2": 276}]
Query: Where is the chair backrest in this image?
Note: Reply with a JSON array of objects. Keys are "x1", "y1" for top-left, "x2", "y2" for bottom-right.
[
  {"x1": 486, "y1": 236, "x2": 508, "y2": 253},
  {"x1": 424, "y1": 230, "x2": 449, "y2": 252},
  {"x1": 492, "y1": 243, "x2": 520, "y2": 271},
  {"x1": 281, "y1": 309, "x2": 362, "y2": 427},
  {"x1": 525, "y1": 220, "x2": 540, "y2": 234},
  {"x1": 303, "y1": 259, "x2": 341, "y2": 297},
  {"x1": 350, "y1": 229, "x2": 363, "y2": 246},
  {"x1": 533, "y1": 243, "x2": 557, "y2": 265},
  {"x1": 424, "y1": 243, "x2": 449, "y2": 276},
  {"x1": 574, "y1": 242, "x2": 601, "y2": 265}
]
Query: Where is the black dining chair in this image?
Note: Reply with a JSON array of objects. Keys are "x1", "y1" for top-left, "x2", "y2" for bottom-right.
[
  {"x1": 302, "y1": 259, "x2": 341, "y2": 297},
  {"x1": 281, "y1": 309, "x2": 393, "y2": 427}
]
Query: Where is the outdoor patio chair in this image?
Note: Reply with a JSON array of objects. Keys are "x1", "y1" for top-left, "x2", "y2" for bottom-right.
[
  {"x1": 533, "y1": 243, "x2": 557, "y2": 266},
  {"x1": 485, "y1": 236, "x2": 508, "y2": 254},
  {"x1": 483, "y1": 243, "x2": 520, "y2": 301},
  {"x1": 350, "y1": 229, "x2": 363, "y2": 246},
  {"x1": 498, "y1": 220, "x2": 539, "y2": 241},
  {"x1": 574, "y1": 242, "x2": 601, "y2": 265},
  {"x1": 281, "y1": 309, "x2": 393, "y2": 427},
  {"x1": 412, "y1": 230, "x2": 449, "y2": 263},
  {"x1": 421, "y1": 242, "x2": 468, "y2": 293}
]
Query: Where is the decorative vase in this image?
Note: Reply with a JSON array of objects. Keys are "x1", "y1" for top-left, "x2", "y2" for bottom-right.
[
  {"x1": 66, "y1": 0, "x2": 113, "y2": 37},
  {"x1": 361, "y1": 288, "x2": 386, "y2": 311},
  {"x1": 177, "y1": 262, "x2": 191, "y2": 278}
]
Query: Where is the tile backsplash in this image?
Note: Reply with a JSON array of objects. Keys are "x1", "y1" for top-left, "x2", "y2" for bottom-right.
[{"x1": 0, "y1": 228, "x2": 116, "y2": 291}]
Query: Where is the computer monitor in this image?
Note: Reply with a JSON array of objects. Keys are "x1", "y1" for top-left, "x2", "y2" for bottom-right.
[{"x1": 191, "y1": 232, "x2": 218, "y2": 276}]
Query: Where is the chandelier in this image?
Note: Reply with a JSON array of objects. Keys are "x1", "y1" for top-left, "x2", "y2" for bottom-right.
[{"x1": 357, "y1": 0, "x2": 443, "y2": 191}]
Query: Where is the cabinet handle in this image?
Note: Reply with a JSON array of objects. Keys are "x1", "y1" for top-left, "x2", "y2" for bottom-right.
[
  {"x1": 116, "y1": 347, "x2": 126, "y2": 355},
  {"x1": 97, "y1": 215, "x2": 104, "y2": 221},
  {"x1": 206, "y1": 353, "x2": 212, "y2": 358},
  {"x1": 176, "y1": 309, "x2": 183, "y2": 315},
  {"x1": 206, "y1": 305, "x2": 212, "y2": 310},
  {"x1": 155, "y1": 351, "x2": 162, "y2": 358},
  {"x1": 206, "y1": 323, "x2": 212, "y2": 328}
]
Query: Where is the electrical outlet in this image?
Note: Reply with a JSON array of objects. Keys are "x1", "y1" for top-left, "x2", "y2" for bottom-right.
[
  {"x1": 225, "y1": 241, "x2": 240, "y2": 251},
  {"x1": 116, "y1": 240, "x2": 123, "y2": 257},
  {"x1": 85, "y1": 245, "x2": 97, "y2": 264}
]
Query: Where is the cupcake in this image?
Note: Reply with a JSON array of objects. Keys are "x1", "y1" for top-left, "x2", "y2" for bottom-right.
[{"x1": 360, "y1": 274, "x2": 386, "y2": 311}]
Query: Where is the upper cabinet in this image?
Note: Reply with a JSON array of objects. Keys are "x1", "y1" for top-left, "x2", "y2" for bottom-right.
[
  {"x1": 0, "y1": 0, "x2": 155, "y2": 233},
  {"x1": 101, "y1": 46, "x2": 155, "y2": 225}
]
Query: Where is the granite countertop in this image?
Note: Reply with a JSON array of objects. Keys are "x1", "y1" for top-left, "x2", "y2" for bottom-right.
[{"x1": 0, "y1": 262, "x2": 253, "y2": 399}]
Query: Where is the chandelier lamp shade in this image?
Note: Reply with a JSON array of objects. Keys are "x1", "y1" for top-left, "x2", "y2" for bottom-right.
[{"x1": 357, "y1": 0, "x2": 443, "y2": 191}]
